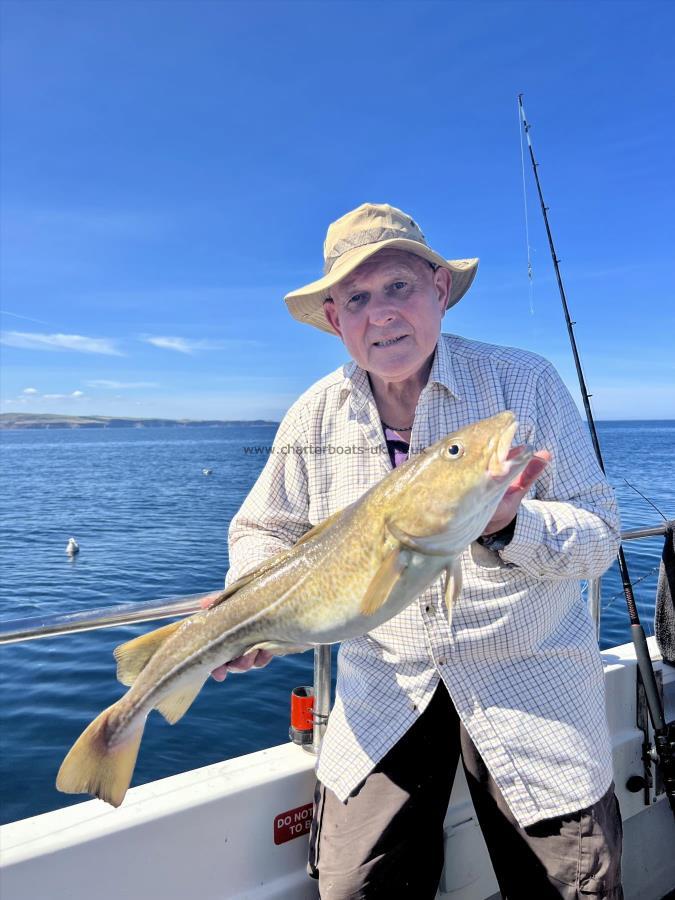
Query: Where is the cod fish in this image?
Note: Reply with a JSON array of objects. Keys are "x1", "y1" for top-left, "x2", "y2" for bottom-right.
[{"x1": 56, "y1": 411, "x2": 533, "y2": 807}]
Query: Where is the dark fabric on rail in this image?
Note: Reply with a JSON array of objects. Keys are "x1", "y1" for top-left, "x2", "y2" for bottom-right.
[
  {"x1": 307, "y1": 682, "x2": 623, "y2": 899},
  {"x1": 655, "y1": 525, "x2": 675, "y2": 664}
]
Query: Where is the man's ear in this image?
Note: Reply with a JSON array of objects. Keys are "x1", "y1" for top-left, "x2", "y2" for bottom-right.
[
  {"x1": 434, "y1": 268, "x2": 452, "y2": 313},
  {"x1": 323, "y1": 299, "x2": 343, "y2": 338}
]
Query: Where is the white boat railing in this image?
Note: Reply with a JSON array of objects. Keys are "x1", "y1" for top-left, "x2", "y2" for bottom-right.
[
  {"x1": 0, "y1": 522, "x2": 670, "y2": 751},
  {"x1": 0, "y1": 592, "x2": 213, "y2": 644},
  {"x1": 0, "y1": 590, "x2": 335, "y2": 752}
]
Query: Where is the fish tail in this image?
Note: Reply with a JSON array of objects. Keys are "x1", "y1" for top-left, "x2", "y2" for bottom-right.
[{"x1": 56, "y1": 702, "x2": 145, "y2": 808}]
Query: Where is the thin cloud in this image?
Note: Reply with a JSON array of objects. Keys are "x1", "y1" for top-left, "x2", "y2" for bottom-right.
[
  {"x1": 42, "y1": 391, "x2": 86, "y2": 400},
  {"x1": 144, "y1": 335, "x2": 257, "y2": 353},
  {"x1": 22, "y1": 387, "x2": 38, "y2": 394},
  {"x1": 145, "y1": 336, "x2": 212, "y2": 354},
  {"x1": 0, "y1": 331, "x2": 122, "y2": 356},
  {"x1": 1, "y1": 311, "x2": 52, "y2": 326},
  {"x1": 85, "y1": 379, "x2": 160, "y2": 389}
]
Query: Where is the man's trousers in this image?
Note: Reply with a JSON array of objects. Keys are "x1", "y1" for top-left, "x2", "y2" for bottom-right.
[{"x1": 308, "y1": 681, "x2": 623, "y2": 899}]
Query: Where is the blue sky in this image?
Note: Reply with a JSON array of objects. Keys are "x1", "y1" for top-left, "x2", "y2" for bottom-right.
[{"x1": 1, "y1": 0, "x2": 673, "y2": 421}]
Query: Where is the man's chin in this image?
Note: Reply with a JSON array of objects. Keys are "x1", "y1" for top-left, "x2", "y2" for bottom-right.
[{"x1": 365, "y1": 348, "x2": 425, "y2": 380}]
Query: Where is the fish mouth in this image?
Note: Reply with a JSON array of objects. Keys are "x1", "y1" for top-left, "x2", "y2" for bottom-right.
[{"x1": 487, "y1": 420, "x2": 533, "y2": 483}]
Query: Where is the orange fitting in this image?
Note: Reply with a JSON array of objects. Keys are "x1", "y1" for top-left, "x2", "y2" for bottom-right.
[{"x1": 290, "y1": 686, "x2": 314, "y2": 733}]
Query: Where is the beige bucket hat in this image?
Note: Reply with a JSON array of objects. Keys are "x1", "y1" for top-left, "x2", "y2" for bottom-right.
[{"x1": 284, "y1": 202, "x2": 479, "y2": 335}]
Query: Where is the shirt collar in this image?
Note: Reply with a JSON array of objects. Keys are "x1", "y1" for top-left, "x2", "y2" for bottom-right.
[
  {"x1": 428, "y1": 332, "x2": 460, "y2": 399},
  {"x1": 339, "y1": 360, "x2": 371, "y2": 411},
  {"x1": 338, "y1": 333, "x2": 460, "y2": 410}
]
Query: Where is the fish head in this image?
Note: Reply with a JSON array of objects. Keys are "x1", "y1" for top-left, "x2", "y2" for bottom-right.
[{"x1": 390, "y1": 411, "x2": 534, "y2": 555}]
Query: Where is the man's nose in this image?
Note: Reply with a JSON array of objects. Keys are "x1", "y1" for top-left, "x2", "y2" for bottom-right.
[{"x1": 368, "y1": 293, "x2": 398, "y2": 326}]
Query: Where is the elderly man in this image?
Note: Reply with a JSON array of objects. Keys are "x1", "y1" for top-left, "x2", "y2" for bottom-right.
[{"x1": 214, "y1": 204, "x2": 623, "y2": 899}]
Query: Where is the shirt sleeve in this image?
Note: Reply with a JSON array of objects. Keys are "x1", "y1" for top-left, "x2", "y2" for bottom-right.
[
  {"x1": 226, "y1": 404, "x2": 311, "y2": 586},
  {"x1": 499, "y1": 361, "x2": 621, "y2": 579}
]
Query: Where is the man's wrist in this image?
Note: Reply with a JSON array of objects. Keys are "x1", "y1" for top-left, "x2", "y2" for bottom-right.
[{"x1": 477, "y1": 516, "x2": 517, "y2": 552}]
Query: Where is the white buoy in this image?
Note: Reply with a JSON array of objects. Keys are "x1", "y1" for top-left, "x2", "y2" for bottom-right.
[{"x1": 66, "y1": 537, "x2": 79, "y2": 556}]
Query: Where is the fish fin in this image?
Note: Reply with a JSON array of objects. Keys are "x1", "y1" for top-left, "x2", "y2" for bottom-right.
[
  {"x1": 444, "y1": 561, "x2": 462, "y2": 627},
  {"x1": 245, "y1": 640, "x2": 313, "y2": 657},
  {"x1": 211, "y1": 509, "x2": 349, "y2": 611},
  {"x1": 293, "y1": 508, "x2": 345, "y2": 547},
  {"x1": 155, "y1": 675, "x2": 207, "y2": 725},
  {"x1": 386, "y1": 520, "x2": 450, "y2": 556},
  {"x1": 360, "y1": 548, "x2": 407, "y2": 616},
  {"x1": 56, "y1": 702, "x2": 145, "y2": 808},
  {"x1": 114, "y1": 620, "x2": 185, "y2": 686},
  {"x1": 205, "y1": 571, "x2": 260, "y2": 610}
]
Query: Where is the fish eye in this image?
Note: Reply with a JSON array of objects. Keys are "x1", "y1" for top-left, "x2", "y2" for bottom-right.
[{"x1": 444, "y1": 442, "x2": 464, "y2": 459}]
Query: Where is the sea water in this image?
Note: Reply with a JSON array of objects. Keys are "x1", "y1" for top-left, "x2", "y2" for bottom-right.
[{"x1": 0, "y1": 421, "x2": 673, "y2": 824}]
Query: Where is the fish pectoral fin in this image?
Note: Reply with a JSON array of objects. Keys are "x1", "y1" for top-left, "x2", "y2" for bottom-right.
[
  {"x1": 155, "y1": 675, "x2": 208, "y2": 725},
  {"x1": 444, "y1": 561, "x2": 462, "y2": 628},
  {"x1": 245, "y1": 640, "x2": 313, "y2": 657},
  {"x1": 360, "y1": 548, "x2": 407, "y2": 617},
  {"x1": 386, "y1": 520, "x2": 450, "y2": 556},
  {"x1": 56, "y1": 701, "x2": 145, "y2": 808},
  {"x1": 114, "y1": 620, "x2": 184, "y2": 686}
]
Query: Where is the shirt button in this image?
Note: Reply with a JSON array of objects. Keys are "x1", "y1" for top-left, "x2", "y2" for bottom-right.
[
  {"x1": 438, "y1": 658, "x2": 446, "y2": 666},
  {"x1": 425, "y1": 605, "x2": 431, "y2": 613}
]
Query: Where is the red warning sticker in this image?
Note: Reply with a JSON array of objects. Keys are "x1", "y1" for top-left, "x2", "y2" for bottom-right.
[{"x1": 273, "y1": 802, "x2": 313, "y2": 845}]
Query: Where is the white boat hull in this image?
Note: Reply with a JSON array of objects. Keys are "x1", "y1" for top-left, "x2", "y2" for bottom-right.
[{"x1": 1, "y1": 638, "x2": 674, "y2": 899}]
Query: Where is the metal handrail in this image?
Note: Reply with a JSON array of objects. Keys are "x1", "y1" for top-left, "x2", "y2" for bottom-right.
[
  {"x1": 1, "y1": 523, "x2": 669, "y2": 647},
  {"x1": 586, "y1": 521, "x2": 672, "y2": 639},
  {"x1": 587, "y1": 578, "x2": 602, "y2": 640},
  {"x1": 312, "y1": 645, "x2": 332, "y2": 752},
  {"x1": 0, "y1": 592, "x2": 214, "y2": 645},
  {"x1": 0, "y1": 522, "x2": 669, "y2": 751},
  {"x1": 622, "y1": 524, "x2": 672, "y2": 541}
]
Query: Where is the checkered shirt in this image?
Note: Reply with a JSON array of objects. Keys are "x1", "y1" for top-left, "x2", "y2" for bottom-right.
[{"x1": 227, "y1": 333, "x2": 621, "y2": 827}]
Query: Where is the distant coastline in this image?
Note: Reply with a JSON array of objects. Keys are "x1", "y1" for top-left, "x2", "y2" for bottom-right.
[
  {"x1": 0, "y1": 413, "x2": 279, "y2": 430},
  {"x1": 1, "y1": 413, "x2": 671, "y2": 432}
]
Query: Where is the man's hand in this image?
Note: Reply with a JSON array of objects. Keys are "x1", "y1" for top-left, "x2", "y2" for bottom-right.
[
  {"x1": 481, "y1": 449, "x2": 552, "y2": 537},
  {"x1": 209, "y1": 649, "x2": 274, "y2": 682},
  {"x1": 199, "y1": 591, "x2": 274, "y2": 682}
]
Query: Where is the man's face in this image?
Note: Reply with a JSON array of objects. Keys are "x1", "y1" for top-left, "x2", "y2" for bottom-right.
[{"x1": 323, "y1": 249, "x2": 451, "y2": 382}]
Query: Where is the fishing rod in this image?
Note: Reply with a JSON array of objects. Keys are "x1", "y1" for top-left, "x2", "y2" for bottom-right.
[{"x1": 517, "y1": 94, "x2": 675, "y2": 817}]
